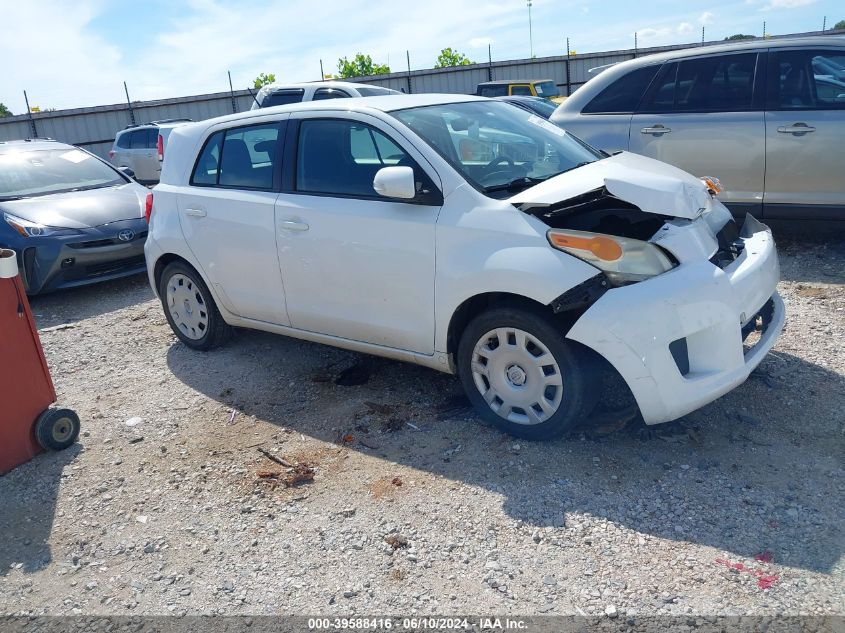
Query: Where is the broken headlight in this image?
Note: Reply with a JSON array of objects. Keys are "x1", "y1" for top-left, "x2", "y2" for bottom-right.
[{"x1": 547, "y1": 228, "x2": 676, "y2": 285}]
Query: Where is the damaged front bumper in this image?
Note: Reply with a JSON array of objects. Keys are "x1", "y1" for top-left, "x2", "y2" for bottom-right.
[{"x1": 566, "y1": 215, "x2": 784, "y2": 425}]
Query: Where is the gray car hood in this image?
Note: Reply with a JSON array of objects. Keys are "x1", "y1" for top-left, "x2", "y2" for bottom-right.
[
  {"x1": 0, "y1": 183, "x2": 146, "y2": 229},
  {"x1": 509, "y1": 151, "x2": 713, "y2": 220}
]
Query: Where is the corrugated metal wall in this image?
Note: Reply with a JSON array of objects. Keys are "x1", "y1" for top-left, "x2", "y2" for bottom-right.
[{"x1": 0, "y1": 30, "x2": 837, "y2": 159}]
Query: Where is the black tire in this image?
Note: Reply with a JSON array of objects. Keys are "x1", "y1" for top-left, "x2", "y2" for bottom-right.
[
  {"x1": 456, "y1": 306, "x2": 598, "y2": 440},
  {"x1": 158, "y1": 261, "x2": 232, "y2": 351},
  {"x1": 34, "y1": 408, "x2": 80, "y2": 451}
]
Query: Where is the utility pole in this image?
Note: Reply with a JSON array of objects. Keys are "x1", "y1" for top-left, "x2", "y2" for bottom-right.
[
  {"x1": 320, "y1": 59, "x2": 325, "y2": 81},
  {"x1": 701, "y1": 26, "x2": 705, "y2": 45},
  {"x1": 822, "y1": 16, "x2": 826, "y2": 31},
  {"x1": 406, "y1": 50, "x2": 412, "y2": 94},
  {"x1": 763, "y1": 21, "x2": 767, "y2": 38},
  {"x1": 527, "y1": 0, "x2": 534, "y2": 58},
  {"x1": 124, "y1": 81, "x2": 136, "y2": 126},
  {"x1": 633, "y1": 32, "x2": 638, "y2": 58}
]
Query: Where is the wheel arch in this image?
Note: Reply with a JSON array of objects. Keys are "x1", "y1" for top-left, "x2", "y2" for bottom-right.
[{"x1": 445, "y1": 291, "x2": 585, "y2": 366}]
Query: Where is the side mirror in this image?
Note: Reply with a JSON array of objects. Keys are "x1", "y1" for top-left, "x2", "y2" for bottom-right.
[
  {"x1": 373, "y1": 166, "x2": 416, "y2": 200},
  {"x1": 119, "y1": 166, "x2": 136, "y2": 179}
]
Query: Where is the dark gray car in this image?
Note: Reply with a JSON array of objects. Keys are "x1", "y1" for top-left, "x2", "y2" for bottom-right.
[
  {"x1": 552, "y1": 36, "x2": 845, "y2": 220},
  {"x1": 0, "y1": 139, "x2": 150, "y2": 294}
]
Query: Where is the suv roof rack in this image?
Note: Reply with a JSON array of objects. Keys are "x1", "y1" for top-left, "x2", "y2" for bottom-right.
[{"x1": 122, "y1": 118, "x2": 193, "y2": 130}]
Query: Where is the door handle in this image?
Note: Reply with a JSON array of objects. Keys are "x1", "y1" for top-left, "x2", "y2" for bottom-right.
[
  {"x1": 641, "y1": 124, "x2": 671, "y2": 135},
  {"x1": 279, "y1": 220, "x2": 309, "y2": 232},
  {"x1": 184, "y1": 208, "x2": 207, "y2": 218},
  {"x1": 777, "y1": 123, "x2": 816, "y2": 135}
]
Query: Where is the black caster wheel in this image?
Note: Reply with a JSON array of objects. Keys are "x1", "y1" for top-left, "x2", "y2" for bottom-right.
[{"x1": 34, "y1": 408, "x2": 81, "y2": 451}]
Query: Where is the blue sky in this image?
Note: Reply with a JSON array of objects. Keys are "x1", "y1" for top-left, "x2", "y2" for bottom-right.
[{"x1": 1, "y1": 0, "x2": 842, "y2": 113}]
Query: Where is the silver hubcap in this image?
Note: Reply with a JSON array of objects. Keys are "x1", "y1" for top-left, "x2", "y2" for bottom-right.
[
  {"x1": 471, "y1": 327, "x2": 563, "y2": 425},
  {"x1": 166, "y1": 273, "x2": 208, "y2": 340},
  {"x1": 52, "y1": 417, "x2": 73, "y2": 443}
]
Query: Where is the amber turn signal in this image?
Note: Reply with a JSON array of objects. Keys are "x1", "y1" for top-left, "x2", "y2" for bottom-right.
[{"x1": 548, "y1": 232, "x2": 623, "y2": 262}]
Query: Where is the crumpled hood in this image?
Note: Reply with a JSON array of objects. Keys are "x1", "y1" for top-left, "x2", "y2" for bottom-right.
[
  {"x1": 509, "y1": 152, "x2": 713, "y2": 220},
  {"x1": 0, "y1": 183, "x2": 146, "y2": 229}
]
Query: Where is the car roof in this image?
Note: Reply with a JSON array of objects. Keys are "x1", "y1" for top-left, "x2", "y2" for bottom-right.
[
  {"x1": 495, "y1": 95, "x2": 547, "y2": 102},
  {"x1": 624, "y1": 35, "x2": 845, "y2": 65},
  {"x1": 557, "y1": 35, "x2": 845, "y2": 112},
  {"x1": 0, "y1": 139, "x2": 72, "y2": 154},
  {"x1": 185, "y1": 93, "x2": 486, "y2": 132},
  {"x1": 259, "y1": 80, "x2": 395, "y2": 91},
  {"x1": 118, "y1": 118, "x2": 193, "y2": 133},
  {"x1": 478, "y1": 79, "x2": 553, "y2": 86}
]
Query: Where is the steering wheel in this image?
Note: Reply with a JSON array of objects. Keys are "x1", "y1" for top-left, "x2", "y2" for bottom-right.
[{"x1": 479, "y1": 156, "x2": 516, "y2": 186}]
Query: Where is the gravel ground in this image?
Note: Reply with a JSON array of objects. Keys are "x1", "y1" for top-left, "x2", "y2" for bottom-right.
[{"x1": 1, "y1": 224, "x2": 843, "y2": 617}]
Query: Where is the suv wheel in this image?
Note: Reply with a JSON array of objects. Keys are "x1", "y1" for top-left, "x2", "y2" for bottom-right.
[
  {"x1": 159, "y1": 261, "x2": 232, "y2": 350},
  {"x1": 457, "y1": 307, "x2": 597, "y2": 440}
]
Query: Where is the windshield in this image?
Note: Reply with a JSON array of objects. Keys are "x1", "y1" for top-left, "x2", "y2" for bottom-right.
[
  {"x1": 392, "y1": 101, "x2": 600, "y2": 196},
  {"x1": 521, "y1": 97, "x2": 558, "y2": 118},
  {"x1": 534, "y1": 81, "x2": 559, "y2": 98},
  {"x1": 0, "y1": 148, "x2": 125, "y2": 200}
]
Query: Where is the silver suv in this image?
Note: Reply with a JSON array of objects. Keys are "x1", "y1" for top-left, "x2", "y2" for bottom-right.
[
  {"x1": 109, "y1": 119, "x2": 192, "y2": 185},
  {"x1": 552, "y1": 37, "x2": 845, "y2": 220}
]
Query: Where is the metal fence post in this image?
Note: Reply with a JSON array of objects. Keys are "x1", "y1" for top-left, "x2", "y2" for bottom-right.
[
  {"x1": 227, "y1": 71, "x2": 237, "y2": 113},
  {"x1": 22, "y1": 91, "x2": 37, "y2": 138},
  {"x1": 124, "y1": 82, "x2": 136, "y2": 126},
  {"x1": 565, "y1": 38, "x2": 571, "y2": 96}
]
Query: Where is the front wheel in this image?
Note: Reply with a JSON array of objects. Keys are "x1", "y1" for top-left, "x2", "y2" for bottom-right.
[
  {"x1": 159, "y1": 261, "x2": 232, "y2": 350},
  {"x1": 457, "y1": 307, "x2": 597, "y2": 440}
]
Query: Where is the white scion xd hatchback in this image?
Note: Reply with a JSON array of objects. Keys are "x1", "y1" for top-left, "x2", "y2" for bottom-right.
[{"x1": 145, "y1": 94, "x2": 784, "y2": 440}]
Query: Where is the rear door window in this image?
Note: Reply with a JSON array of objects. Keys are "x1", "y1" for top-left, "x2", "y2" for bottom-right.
[
  {"x1": 510, "y1": 85, "x2": 533, "y2": 96},
  {"x1": 582, "y1": 65, "x2": 662, "y2": 113},
  {"x1": 129, "y1": 130, "x2": 153, "y2": 149},
  {"x1": 191, "y1": 122, "x2": 282, "y2": 189},
  {"x1": 639, "y1": 53, "x2": 758, "y2": 112},
  {"x1": 479, "y1": 85, "x2": 508, "y2": 97}
]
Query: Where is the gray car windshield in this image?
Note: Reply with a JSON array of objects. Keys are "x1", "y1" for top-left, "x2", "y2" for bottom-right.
[
  {"x1": 0, "y1": 148, "x2": 125, "y2": 200},
  {"x1": 393, "y1": 101, "x2": 600, "y2": 196}
]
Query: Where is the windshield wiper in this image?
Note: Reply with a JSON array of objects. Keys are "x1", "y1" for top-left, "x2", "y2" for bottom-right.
[{"x1": 482, "y1": 176, "x2": 547, "y2": 194}]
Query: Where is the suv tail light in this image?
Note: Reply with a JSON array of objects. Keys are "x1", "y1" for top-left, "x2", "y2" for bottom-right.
[
  {"x1": 156, "y1": 134, "x2": 164, "y2": 161},
  {"x1": 144, "y1": 192, "x2": 153, "y2": 223}
]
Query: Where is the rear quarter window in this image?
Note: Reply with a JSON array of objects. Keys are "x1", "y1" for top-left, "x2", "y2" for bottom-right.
[{"x1": 582, "y1": 65, "x2": 662, "y2": 114}]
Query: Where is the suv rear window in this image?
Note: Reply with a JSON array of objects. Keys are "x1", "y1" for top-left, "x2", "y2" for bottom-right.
[
  {"x1": 130, "y1": 129, "x2": 156, "y2": 149},
  {"x1": 260, "y1": 89, "x2": 305, "y2": 108},
  {"x1": 115, "y1": 132, "x2": 131, "y2": 149},
  {"x1": 582, "y1": 65, "x2": 661, "y2": 114}
]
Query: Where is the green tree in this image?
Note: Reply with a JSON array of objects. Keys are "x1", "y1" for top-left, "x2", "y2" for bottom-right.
[
  {"x1": 253, "y1": 72, "x2": 276, "y2": 89},
  {"x1": 723, "y1": 34, "x2": 756, "y2": 41},
  {"x1": 434, "y1": 47, "x2": 474, "y2": 68},
  {"x1": 834, "y1": 19, "x2": 845, "y2": 30},
  {"x1": 336, "y1": 53, "x2": 390, "y2": 78},
  {"x1": 0, "y1": 103, "x2": 13, "y2": 118}
]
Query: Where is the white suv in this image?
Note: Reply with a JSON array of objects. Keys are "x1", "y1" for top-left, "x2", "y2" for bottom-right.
[
  {"x1": 250, "y1": 81, "x2": 400, "y2": 109},
  {"x1": 145, "y1": 94, "x2": 784, "y2": 439}
]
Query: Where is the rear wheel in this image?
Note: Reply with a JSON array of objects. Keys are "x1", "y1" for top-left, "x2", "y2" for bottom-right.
[
  {"x1": 457, "y1": 307, "x2": 597, "y2": 440},
  {"x1": 159, "y1": 261, "x2": 232, "y2": 350},
  {"x1": 35, "y1": 408, "x2": 80, "y2": 451}
]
